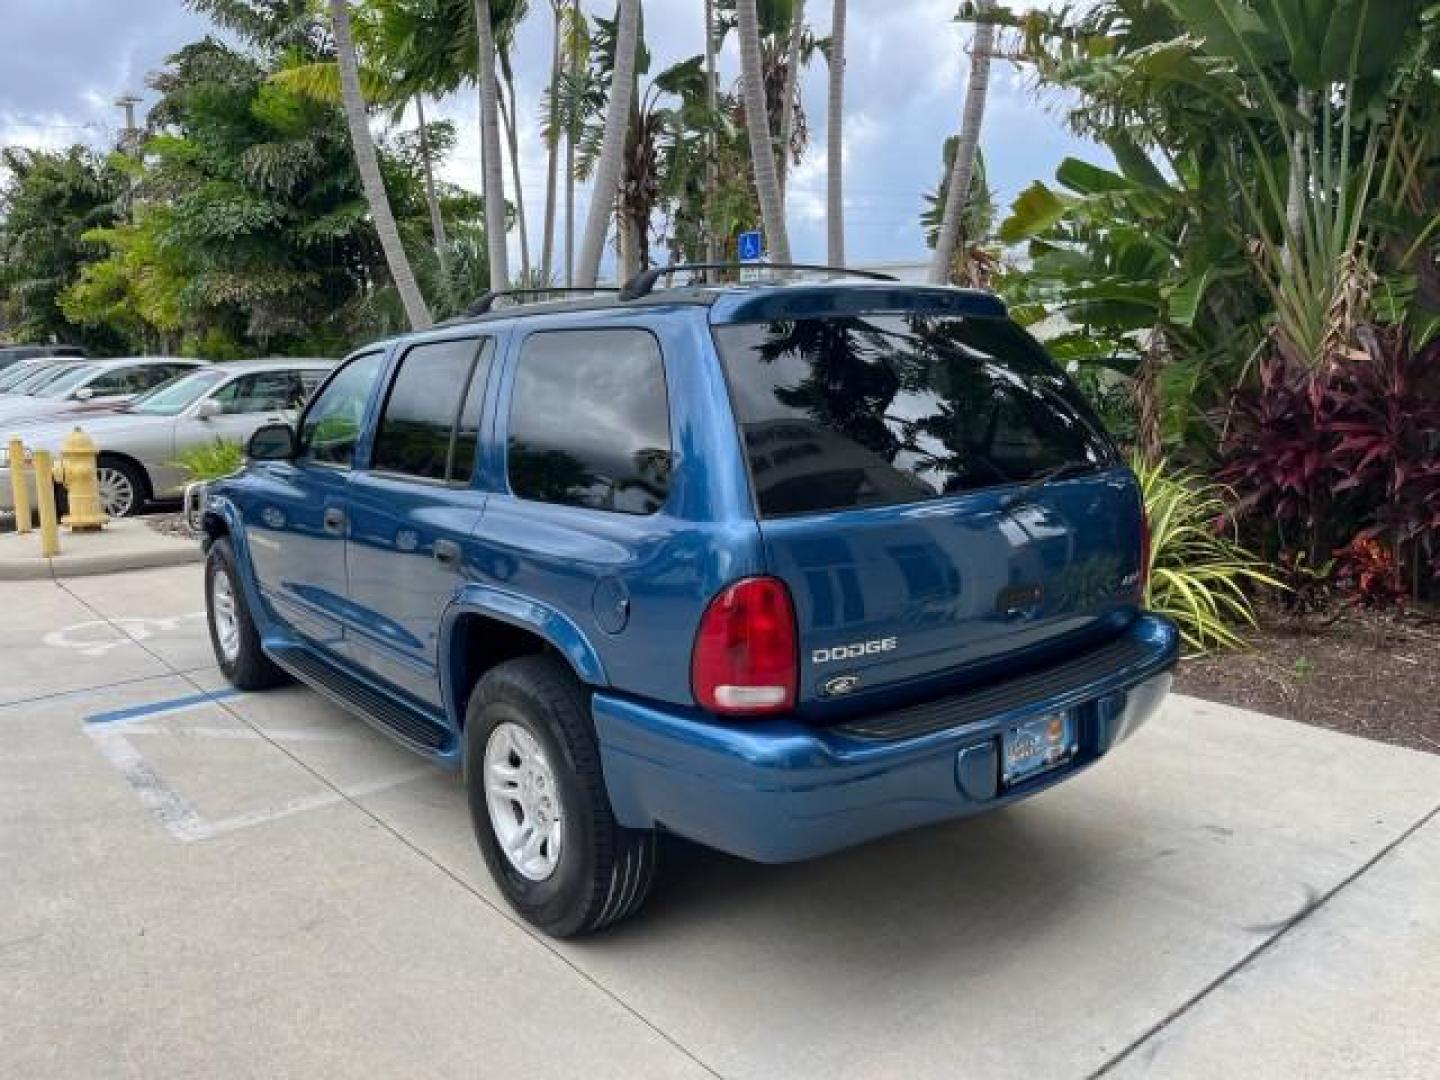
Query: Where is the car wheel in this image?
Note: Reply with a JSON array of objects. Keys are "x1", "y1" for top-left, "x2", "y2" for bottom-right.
[
  {"x1": 205, "y1": 537, "x2": 287, "y2": 690},
  {"x1": 95, "y1": 455, "x2": 148, "y2": 518},
  {"x1": 464, "y1": 655, "x2": 657, "y2": 937}
]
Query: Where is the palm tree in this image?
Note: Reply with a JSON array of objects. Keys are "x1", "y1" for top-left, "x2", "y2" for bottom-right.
[
  {"x1": 776, "y1": 0, "x2": 805, "y2": 197},
  {"x1": 575, "y1": 0, "x2": 640, "y2": 288},
  {"x1": 564, "y1": 0, "x2": 586, "y2": 285},
  {"x1": 326, "y1": 0, "x2": 431, "y2": 329},
  {"x1": 496, "y1": 4, "x2": 533, "y2": 279},
  {"x1": 929, "y1": 0, "x2": 994, "y2": 285},
  {"x1": 474, "y1": 0, "x2": 510, "y2": 290},
  {"x1": 826, "y1": 0, "x2": 845, "y2": 266},
  {"x1": 737, "y1": 0, "x2": 790, "y2": 263},
  {"x1": 703, "y1": 0, "x2": 720, "y2": 267},
  {"x1": 412, "y1": 96, "x2": 449, "y2": 275},
  {"x1": 540, "y1": 0, "x2": 564, "y2": 282}
]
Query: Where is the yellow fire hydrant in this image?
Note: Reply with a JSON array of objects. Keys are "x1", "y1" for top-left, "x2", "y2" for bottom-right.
[{"x1": 53, "y1": 427, "x2": 108, "y2": 532}]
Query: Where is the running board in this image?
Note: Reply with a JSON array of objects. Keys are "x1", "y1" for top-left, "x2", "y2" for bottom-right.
[{"x1": 267, "y1": 643, "x2": 452, "y2": 753}]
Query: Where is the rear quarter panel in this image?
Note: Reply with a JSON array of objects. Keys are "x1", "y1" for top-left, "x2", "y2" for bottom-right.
[{"x1": 465, "y1": 305, "x2": 764, "y2": 706}]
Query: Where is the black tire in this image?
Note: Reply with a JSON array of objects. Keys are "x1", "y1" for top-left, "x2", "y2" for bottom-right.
[
  {"x1": 464, "y1": 655, "x2": 657, "y2": 937},
  {"x1": 205, "y1": 537, "x2": 287, "y2": 691},
  {"x1": 95, "y1": 454, "x2": 149, "y2": 518}
]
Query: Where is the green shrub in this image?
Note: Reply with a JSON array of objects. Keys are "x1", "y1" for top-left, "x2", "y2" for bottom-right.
[
  {"x1": 1135, "y1": 457, "x2": 1280, "y2": 655},
  {"x1": 176, "y1": 438, "x2": 244, "y2": 482}
]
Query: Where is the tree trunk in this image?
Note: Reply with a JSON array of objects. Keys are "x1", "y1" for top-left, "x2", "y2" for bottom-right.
[
  {"x1": 777, "y1": 0, "x2": 805, "y2": 198},
  {"x1": 327, "y1": 0, "x2": 431, "y2": 330},
  {"x1": 1282, "y1": 87, "x2": 1312, "y2": 273},
  {"x1": 498, "y1": 54, "x2": 531, "y2": 280},
  {"x1": 415, "y1": 96, "x2": 450, "y2": 283},
  {"x1": 565, "y1": 0, "x2": 580, "y2": 286},
  {"x1": 576, "y1": 0, "x2": 640, "y2": 288},
  {"x1": 737, "y1": 0, "x2": 791, "y2": 263},
  {"x1": 474, "y1": 0, "x2": 510, "y2": 291},
  {"x1": 928, "y1": 0, "x2": 994, "y2": 286},
  {"x1": 826, "y1": 0, "x2": 845, "y2": 267},
  {"x1": 703, "y1": 0, "x2": 720, "y2": 270},
  {"x1": 541, "y1": 4, "x2": 562, "y2": 283}
]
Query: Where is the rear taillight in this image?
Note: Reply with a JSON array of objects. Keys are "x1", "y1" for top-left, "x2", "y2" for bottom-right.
[
  {"x1": 691, "y1": 576, "x2": 797, "y2": 715},
  {"x1": 1139, "y1": 508, "x2": 1152, "y2": 599}
]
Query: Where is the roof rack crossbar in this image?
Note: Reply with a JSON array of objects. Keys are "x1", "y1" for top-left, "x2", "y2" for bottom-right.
[
  {"x1": 462, "y1": 287, "x2": 621, "y2": 317},
  {"x1": 618, "y1": 262, "x2": 898, "y2": 301}
]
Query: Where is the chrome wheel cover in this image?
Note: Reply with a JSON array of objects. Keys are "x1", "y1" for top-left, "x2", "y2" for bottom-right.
[
  {"x1": 210, "y1": 567, "x2": 241, "y2": 663},
  {"x1": 95, "y1": 467, "x2": 135, "y2": 517},
  {"x1": 484, "y1": 721, "x2": 564, "y2": 881}
]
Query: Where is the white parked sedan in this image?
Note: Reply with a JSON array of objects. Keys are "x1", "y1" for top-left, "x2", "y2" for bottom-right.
[
  {"x1": 0, "y1": 357, "x2": 203, "y2": 428},
  {"x1": 1, "y1": 357, "x2": 334, "y2": 518}
]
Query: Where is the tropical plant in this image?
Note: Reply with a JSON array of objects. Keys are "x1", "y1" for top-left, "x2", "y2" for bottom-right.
[
  {"x1": 1135, "y1": 455, "x2": 1279, "y2": 653},
  {"x1": 176, "y1": 438, "x2": 246, "y2": 482},
  {"x1": 1220, "y1": 322, "x2": 1440, "y2": 599},
  {"x1": 0, "y1": 147, "x2": 127, "y2": 352},
  {"x1": 328, "y1": 0, "x2": 431, "y2": 329},
  {"x1": 923, "y1": 141, "x2": 998, "y2": 288}
]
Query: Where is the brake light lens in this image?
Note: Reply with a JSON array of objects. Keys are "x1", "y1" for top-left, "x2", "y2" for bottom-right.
[{"x1": 691, "y1": 576, "x2": 797, "y2": 715}]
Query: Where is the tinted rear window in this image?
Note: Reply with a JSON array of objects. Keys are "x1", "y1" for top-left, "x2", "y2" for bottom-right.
[{"x1": 715, "y1": 314, "x2": 1115, "y2": 518}]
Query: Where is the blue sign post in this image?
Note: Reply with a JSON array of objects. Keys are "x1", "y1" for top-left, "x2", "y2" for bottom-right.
[{"x1": 737, "y1": 230, "x2": 763, "y2": 262}]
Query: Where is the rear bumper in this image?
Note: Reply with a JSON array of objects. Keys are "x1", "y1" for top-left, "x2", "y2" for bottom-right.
[{"x1": 594, "y1": 614, "x2": 1178, "y2": 863}]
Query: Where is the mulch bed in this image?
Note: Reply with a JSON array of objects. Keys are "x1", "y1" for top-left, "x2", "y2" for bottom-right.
[{"x1": 1174, "y1": 601, "x2": 1440, "y2": 756}]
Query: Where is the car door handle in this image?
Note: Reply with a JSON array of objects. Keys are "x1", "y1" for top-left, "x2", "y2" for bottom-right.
[
  {"x1": 433, "y1": 538, "x2": 462, "y2": 567},
  {"x1": 323, "y1": 508, "x2": 345, "y2": 535}
]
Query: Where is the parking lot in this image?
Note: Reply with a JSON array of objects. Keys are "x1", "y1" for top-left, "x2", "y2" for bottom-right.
[{"x1": 3, "y1": 564, "x2": 1437, "y2": 1079}]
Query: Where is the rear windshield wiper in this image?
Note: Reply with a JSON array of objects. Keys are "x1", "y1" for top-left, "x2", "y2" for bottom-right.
[{"x1": 1000, "y1": 461, "x2": 1096, "y2": 512}]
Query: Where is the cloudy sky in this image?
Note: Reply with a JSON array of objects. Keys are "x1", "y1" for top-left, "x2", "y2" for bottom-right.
[{"x1": 0, "y1": 0, "x2": 1102, "y2": 273}]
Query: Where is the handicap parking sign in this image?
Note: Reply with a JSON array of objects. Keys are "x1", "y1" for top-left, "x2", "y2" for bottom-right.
[{"x1": 737, "y1": 230, "x2": 763, "y2": 262}]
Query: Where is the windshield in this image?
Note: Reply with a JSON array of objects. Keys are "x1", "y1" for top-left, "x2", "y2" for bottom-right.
[
  {"x1": 0, "y1": 364, "x2": 47, "y2": 392},
  {"x1": 714, "y1": 314, "x2": 1116, "y2": 518},
  {"x1": 11, "y1": 363, "x2": 86, "y2": 395},
  {"x1": 36, "y1": 364, "x2": 101, "y2": 399},
  {"x1": 129, "y1": 369, "x2": 227, "y2": 415}
]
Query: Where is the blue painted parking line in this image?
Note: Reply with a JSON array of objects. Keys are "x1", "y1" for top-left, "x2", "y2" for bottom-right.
[{"x1": 84, "y1": 689, "x2": 242, "y2": 727}]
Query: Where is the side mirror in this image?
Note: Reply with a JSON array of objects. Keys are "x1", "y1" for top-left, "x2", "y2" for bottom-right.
[
  {"x1": 195, "y1": 398, "x2": 222, "y2": 420},
  {"x1": 246, "y1": 423, "x2": 297, "y2": 461},
  {"x1": 74, "y1": 387, "x2": 95, "y2": 401}
]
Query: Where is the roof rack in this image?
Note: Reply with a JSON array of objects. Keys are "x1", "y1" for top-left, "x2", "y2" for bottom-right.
[
  {"x1": 462, "y1": 287, "x2": 621, "y2": 317},
  {"x1": 618, "y1": 263, "x2": 899, "y2": 301}
]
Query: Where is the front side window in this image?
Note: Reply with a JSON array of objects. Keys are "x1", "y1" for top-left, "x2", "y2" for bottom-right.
[
  {"x1": 299, "y1": 352, "x2": 385, "y2": 467},
  {"x1": 714, "y1": 314, "x2": 1116, "y2": 518},
  {"x1": 371, "y1": 338, "x2": 491, "y2": 482},
  {"x1": 506, "y1": 330, "x2": 672, "y2": 515},
  {"x1": 213, "y1": 371, "x2": 310, "y2": 415}
]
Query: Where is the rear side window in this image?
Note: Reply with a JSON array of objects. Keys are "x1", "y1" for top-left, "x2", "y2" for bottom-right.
[
  {"x1": 371, "y1": 337, "x2": 491, "y2": 483},
  {"x1": 507, "y1": 329, "x2": 671, "y2": 515},
  {"x1": 714, "y1": 314, "x2": 1115, "y2": 518}
]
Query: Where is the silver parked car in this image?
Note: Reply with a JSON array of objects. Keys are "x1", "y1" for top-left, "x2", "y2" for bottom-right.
[
  {"x1": 0, "y1": 357, "x2": 203, "y2": 428},
  {"x1": 1, "y1": 358, "x2": 335, "y2": 518}
]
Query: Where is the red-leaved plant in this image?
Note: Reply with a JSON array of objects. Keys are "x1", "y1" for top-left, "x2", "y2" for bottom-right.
[{"x1": 1219, "y1": 324, "x2": 1440, "y2": 601}]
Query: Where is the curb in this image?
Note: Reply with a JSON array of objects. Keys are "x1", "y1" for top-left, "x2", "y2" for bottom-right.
[{"x1": 0, "y1": 522, "x2": 203, "y2": 581}]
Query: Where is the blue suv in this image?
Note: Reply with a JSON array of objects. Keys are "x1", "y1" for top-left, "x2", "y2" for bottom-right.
[{"x1": 201, "y1": 268, "x2": 1178, "y2": 936}]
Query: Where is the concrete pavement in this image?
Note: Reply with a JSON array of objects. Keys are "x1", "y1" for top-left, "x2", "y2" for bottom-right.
[{"x1": 2, "y1": 564, "x2": 1437, "y2": 1079}]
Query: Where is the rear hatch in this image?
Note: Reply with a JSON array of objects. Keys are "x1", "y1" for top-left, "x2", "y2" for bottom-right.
[{"x1": 711, "y1": 289, "x2": 1145, "y2": 716}]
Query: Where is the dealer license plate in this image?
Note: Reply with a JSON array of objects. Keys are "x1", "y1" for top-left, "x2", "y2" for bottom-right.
[{"x1": 1001, "y1": 711, "x2": 1076, "y2": 786}]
